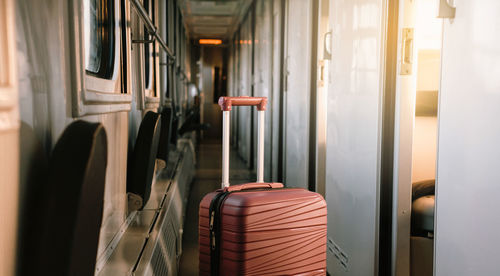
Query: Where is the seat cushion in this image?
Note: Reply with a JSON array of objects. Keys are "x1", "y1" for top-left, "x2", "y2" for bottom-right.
[
  {"x1": 157, "y1": 106, "x2": 173, "y2": 162},
  {"x1": 412, "y1": 179, "x2": 435, "y2": 200},
  {"x1": 127, "y1": 111, "x2": 161, "y2": 210},
  {"x1": 40, "y1": 121, "x2": 108, "y2": 275},
  {"x1": 412, "y1": 195, "x2": 435, "y2": 235}
]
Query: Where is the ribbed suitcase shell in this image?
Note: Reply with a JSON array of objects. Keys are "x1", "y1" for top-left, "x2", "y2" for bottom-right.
[{"x1": 199, "y1": 184, "x2": 327, "y2": 275}]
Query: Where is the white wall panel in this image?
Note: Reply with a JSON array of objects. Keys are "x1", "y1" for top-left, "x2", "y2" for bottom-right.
[
  {"x1": 283, "y1": 0, "x2": 312, "y2": 188},
  {"x1": 435, "y1": 1, "x2": 500, "y2": 275},
  {"x1": 253, "y1": 0, "x2": 273, "y2": 180},
  {"x1": 271, "y1": 0, "x2": 282, "y2": 182},
  {"x1": 325, "y1": 0, "x2": 385, "y2": 274}
]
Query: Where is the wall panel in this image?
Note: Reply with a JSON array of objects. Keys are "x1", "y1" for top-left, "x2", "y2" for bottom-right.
[
  {"x1": 324, "y1": 0, "x2": 386, "y2": 274},
  {"x1": 435, "y1": 1, "x2": 500, "y2": 274},
  {"x1": 282, "y1": 0, "x2": 312, "y2": 188}
]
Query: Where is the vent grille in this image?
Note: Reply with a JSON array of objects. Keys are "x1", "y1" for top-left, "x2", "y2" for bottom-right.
[
  {"x1": 328, "y1": 237, "x2": 349, "y2": 271},
  {"x1": 150, "y1": 243, "x2": 169, "y2": 276},
  {"x1": 150, "y1": 209, "x2": 179, "y2": 275}
]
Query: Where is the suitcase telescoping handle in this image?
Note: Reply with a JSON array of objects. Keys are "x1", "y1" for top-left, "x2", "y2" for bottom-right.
[
  {"x1": 218, "y1": 96, "x2": 268, "y2": 188},
  {"x1": 224, "y1": 182, "x2": 283, "y2": 192}
]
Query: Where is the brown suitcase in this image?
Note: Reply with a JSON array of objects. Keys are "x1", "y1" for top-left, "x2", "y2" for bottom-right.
[{"x1": 198, "y1": 97, "x2": 327, "y2": 275}]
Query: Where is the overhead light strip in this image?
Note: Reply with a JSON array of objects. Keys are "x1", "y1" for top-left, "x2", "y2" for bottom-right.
[{"x1": 199, "y1": 39, "x2": 223, "y2": 45}]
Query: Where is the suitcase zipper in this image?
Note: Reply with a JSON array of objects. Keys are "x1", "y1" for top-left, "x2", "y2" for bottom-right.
[
  {"x1": 209, "y1": 211, "x2": 215, "y2": 230},
  {"x1": 208, "y1": 191, "x2": 230, "y2": 276},
  {"x1": 208, "y1": 187, "x2": 285, "y2": 275}
]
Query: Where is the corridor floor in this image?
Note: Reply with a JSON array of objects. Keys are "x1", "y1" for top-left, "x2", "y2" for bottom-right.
[{"x1": 178, "y1": 140, "x2": 255, "y2": 275}]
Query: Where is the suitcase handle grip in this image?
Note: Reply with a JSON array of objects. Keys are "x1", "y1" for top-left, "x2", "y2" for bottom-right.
[
  {"x1": 220, "y1": 96, "x2": 267, "y2": 188},
  {"x1": 224, "y1": 182, "x2": 283, "y2": 192},
  {"x1": 218, "y1": 96, "x2": 268, "y2": 111}
]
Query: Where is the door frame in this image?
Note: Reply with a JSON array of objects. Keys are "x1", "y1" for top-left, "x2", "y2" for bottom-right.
[
  {"x1": 308, "y1": 0, "x2": 319, "y2": 192},
  {"x1": 379, "y1": 0, "x2": 400, "y2": 275}
]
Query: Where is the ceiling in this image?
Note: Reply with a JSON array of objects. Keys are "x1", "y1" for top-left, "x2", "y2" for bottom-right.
[{"x1": 177, "y1": 0, "x2": 253, "y2": 40}]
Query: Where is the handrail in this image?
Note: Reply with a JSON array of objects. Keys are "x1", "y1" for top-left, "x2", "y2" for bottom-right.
[{"x1": 129, "y1": 0, "x2": 175, "y2": 59}]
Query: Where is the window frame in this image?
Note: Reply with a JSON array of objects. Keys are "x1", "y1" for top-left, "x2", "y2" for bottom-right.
[
  {"x1": 69, "y1": 0, "x2": 132, "y2": 117},
  {"x1": 166, "y1": 0, "x2": 175, "y2": 101},
  {"x1": 143, "y1": 0, "x2": 160, "y2": 109},
  {"x1": 132, "y1": 0, "x2": 160, "y2": 110},
  {"x1": 0, "y1": 0, "x2": 18, "y2": 132}
]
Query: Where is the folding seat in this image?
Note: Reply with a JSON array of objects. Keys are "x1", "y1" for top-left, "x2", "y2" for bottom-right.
[
  {"x1": 18, "y1": 120, "x2": 108, "y2": 276},
  {"x1": 157, "y1": 106, "x2": 174, "y2": 163},
  {"x1": 127, "y1": 111, "x2": 162, "y2": 211},
  {"x1": 411, "y1": 179, "x2": 435, "y2": 276}
]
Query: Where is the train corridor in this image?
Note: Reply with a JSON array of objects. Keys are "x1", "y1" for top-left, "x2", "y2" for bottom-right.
[
  {"x1": 3, "y1": 0, "x2": 500, "y2": 275},
  {"x1": 178, "y1": 140, "x2": 255, "y2": 276}
]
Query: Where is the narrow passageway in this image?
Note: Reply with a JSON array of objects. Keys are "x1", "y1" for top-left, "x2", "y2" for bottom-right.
[{"x1": 178, "y1": 140, "x2": 255, "y2": 276}]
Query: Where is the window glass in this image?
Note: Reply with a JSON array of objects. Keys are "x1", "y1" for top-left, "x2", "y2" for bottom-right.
[
  {"x1": 144, "y1": 0, "x2": 153, "y2": 90},
  {"x1": 83, "y1": 0, "x2": 115, "y2": 79}
]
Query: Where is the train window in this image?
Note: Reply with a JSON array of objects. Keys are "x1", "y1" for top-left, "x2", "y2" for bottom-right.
[
  {"x1": 83, "y1": 0, "x2": 115, "y2": 79},
  {"x1": 70, "y1": 0, "x2": 132, "y2": 117},
  {"x1": 143, "y1": 0, "x2": 154, "y2": 91},
  {"x1": 129, "y1": 0, "x2": 159, "y2": 109},
  {"x1": 140, "y1": 0, "x2": 159, "y2": 106}
]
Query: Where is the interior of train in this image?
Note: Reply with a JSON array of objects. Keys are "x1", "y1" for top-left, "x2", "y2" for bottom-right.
[
  {"x1": 408, "y1": 1, "x2": 441, "y2": 275},
  {"x1": 1, "y1": 0, "x2": 500, "y2": 276}
]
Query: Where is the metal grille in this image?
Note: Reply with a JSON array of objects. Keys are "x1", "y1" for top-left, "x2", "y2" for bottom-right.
[
  {"x1": 150, "y1": 211, "x2": 179, "y2": 275},
  {"x1": 328, "y1": 237, "x2": 349, "y2": 271},
  {"x1": 150, "y1": 243, "x2": 170, "y2": 276}
]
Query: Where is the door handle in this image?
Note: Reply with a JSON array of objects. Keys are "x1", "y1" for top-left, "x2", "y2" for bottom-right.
[
  {"x1": 323, "y1": 31, "x2": 332, "y2": 60},
  {"x1": 400, "y1": 28, "x2": 414, "y2": 75}
]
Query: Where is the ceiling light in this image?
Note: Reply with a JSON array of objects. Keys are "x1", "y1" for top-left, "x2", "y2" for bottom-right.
[{"x1": 199, "y1": 39, "x2": 223, "y2": 45}]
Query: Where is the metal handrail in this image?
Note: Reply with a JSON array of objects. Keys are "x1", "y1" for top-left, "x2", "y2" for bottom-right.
[
  {"x1": 129, "y1": 0, "x2": 190, "y2": 82},
  {"x1": 129, "y1": 0, "x2": 175, "y2": 59}
]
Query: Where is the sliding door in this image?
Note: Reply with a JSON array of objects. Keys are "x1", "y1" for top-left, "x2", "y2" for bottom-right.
[
  {"x1": 434, "y1": 1, "x2": 500, "y2": 275},
  {"x1": 282, "y1": 0, "x2": 312, "y2": 188},
  {"x1": 324, "y1": 0, "x2": 386, "y2": 274}
]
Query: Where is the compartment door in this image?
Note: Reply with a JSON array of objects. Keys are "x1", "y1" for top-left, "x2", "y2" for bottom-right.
[
  {"x1": 434, "y1": 1, "x2": 500, "y2": 275},
  {"x1": 282, "y1": 0, "x2": 312, "y2": 188},
  {"x1": 391, "y1": 0, "x2": 418, "y2": 275},
  {"x1": 324, "y1": 0, "x2": 387, "y2": 274}
]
